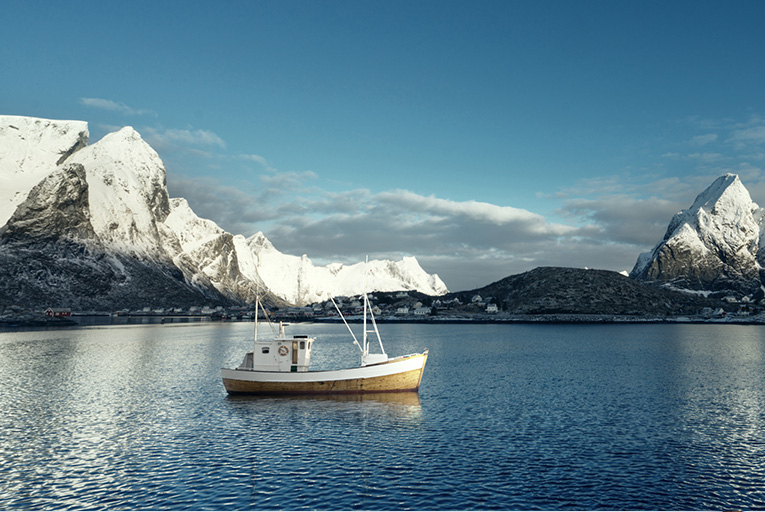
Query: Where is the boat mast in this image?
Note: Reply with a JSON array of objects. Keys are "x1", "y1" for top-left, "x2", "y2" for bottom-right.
[
  {"x1": 254, "y1": 290, "x2": 259, "y2": 350},
  {"x1": 368, "y1": 298, "x2": 385, "y2": 355},
  {"x1": 363, "y1": 257, "x2": 368, "y2": 358},
  {"x1": 362, "y1": 256, "x2": 386, "y2": 359},
  {"x1": 254, "y1": 256, "x2": 260, "y2": 351}
]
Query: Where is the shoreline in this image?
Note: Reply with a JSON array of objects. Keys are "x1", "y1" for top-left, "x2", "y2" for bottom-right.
[
  {"x1": 2, "y1": 312, "x2": 762, "y2": 329},
  {"x1": 311, "y1": 314, "x2": 763, "y2": 325}
]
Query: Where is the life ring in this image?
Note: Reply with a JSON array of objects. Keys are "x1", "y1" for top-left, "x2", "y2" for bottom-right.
[{"x1": 278, "y1": 345, "x2": 289, "y2": 356}]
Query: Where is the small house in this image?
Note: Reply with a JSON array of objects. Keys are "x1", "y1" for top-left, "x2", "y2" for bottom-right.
[{"x1": 45, "y1": 308, "x2": 71, "y2": 317}]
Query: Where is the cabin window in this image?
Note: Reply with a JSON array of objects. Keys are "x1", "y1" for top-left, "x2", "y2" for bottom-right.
[
  {"x1": 300, "y1": 341, "x2": 305, "y2": 350},
  {"x1": 292, "y1": 341, "x2": 298, "y2": 364},
  {"x1": 262, "y1": 347, "x2": 270, "y2": 354}
]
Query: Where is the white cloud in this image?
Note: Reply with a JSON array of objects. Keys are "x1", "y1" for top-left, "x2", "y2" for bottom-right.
[
  {"x1": 687, "y1": 152, "x2": 724, "y2": 162},
  {"x1": 240, "y1": 153, "x2": 272, "y2": 169},
  {"x1": 689, "y1": 133, "x2": 718, "y2": 146},
  {"x1": 166, "y1": 173, "x2": 605, "y2": 289},
  {"x1": 728, "y1": 125, "x2": 765, "y2": 149},
  {"x1": 561, "y1": 195, "x2": 677, "y2": 246},
  {"x1": 376, "y1": 190, "x2": 575, "y2": 235},
  {"x1": 261, "y1": 170, "x2": 318, "y2": 188},
  {"x1": 161, "y1": 128, "x2": 226, "y2": 148},
  {"x1": 170, "y1": 168, "x2": 733, "y2": 290},
  {"x1": 142, "y1": 126, "x2": 226, "y2": 151},
  {"x1": 79, "y1": 97, "x2": 155, "y2": 116}
]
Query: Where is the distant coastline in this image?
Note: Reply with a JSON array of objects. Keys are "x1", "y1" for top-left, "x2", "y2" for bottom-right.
[
  {"x1": 315, "y1": 313, "x2": 765, "y2": 325},
  {"x1": 3, "y1": 311, "x2": 764, "y2": 329}
]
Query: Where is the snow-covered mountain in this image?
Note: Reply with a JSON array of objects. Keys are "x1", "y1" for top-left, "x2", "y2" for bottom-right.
[
  {"x1": 631, "y1": 173, "x2": 765, "y2": 297},
  {"x1": 0, "y1": 115, "x2": 448, "y2": 309},
  {"x1": 242, "y1": 232, "x2": 448, "y2": 305},
  {"x1": 0, "y1": 116, "x2": 88, "y2": 226}
]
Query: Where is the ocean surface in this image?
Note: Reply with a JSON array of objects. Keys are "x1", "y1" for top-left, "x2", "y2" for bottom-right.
[{"x1": 1, "y1": 321, "x2": 764, "y2": 510}]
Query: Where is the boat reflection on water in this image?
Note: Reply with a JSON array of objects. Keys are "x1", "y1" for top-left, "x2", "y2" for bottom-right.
[{"x1": 226, "y1": 391, "x2": 424, "y2": 422}]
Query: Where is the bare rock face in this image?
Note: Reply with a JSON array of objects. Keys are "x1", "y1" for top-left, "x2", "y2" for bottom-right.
[
  {"x1": 631, "y1": 174, "x2": 764, "y2": 297},
  {"x1": 0, "y1": 164, "x2": 98, "y2": 247}
]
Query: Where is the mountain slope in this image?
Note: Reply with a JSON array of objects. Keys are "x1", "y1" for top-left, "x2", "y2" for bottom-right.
[
  {"x1": 0, "y1": 115, "x2": 447, "y2": 309},
  {"x1": 0, "y1": 164, "x2": 224, "y2": 309},
  {"x1": 631, "y1": 174, "x2": 764, "y2": 296}
]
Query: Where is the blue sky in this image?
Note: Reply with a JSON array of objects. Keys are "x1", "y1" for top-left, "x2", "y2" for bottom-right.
[{"x1": 5, "y1": 0, "x2": 765, "y2": 290}]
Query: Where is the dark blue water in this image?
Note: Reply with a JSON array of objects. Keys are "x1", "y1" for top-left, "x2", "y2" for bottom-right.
[{"x1": 1, "y1": 322, "x2": 764, "y2": 510}]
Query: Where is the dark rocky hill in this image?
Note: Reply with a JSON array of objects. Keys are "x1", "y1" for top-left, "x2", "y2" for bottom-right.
[{"x1": 449, "y1": 267, "x2": 725, "y2": 316}]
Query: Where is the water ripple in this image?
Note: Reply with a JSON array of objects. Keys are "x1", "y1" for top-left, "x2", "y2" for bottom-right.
[{"x1": 2, "y1": 323, "x2": 765, "y2": 509}]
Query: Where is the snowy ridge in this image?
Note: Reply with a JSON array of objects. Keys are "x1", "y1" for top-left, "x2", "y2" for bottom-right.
[
  {"x1": 0, "y1": 115, "x2": 448, "y2": 307},
  {"x1": 244, "y1": 232, "x2": 447, "y2": 304}
]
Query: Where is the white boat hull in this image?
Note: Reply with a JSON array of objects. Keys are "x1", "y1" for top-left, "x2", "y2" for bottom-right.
[{"x1": 221, "y1": 350, "x2": 428, "y2": 395}]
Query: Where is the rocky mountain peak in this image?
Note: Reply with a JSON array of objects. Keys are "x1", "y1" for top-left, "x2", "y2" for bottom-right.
[
  {"x1": 631, "y1": 173, "x2": 764, "y2": 297},
  {"x1": 66, "y1": 126, "x2": 172, "y2": 256},
  {"x1": 689, "y1": 173, "x2": 752, "y2": 212}
]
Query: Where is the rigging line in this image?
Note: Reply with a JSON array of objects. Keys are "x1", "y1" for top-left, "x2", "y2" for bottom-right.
[
  {"x1": 330, "y1": 295, "x2": 362, "y2": 352},
  {"x1": 366, "y1": 297, "x2": 386, "y2": 355},
  {"x1": 251, "y1": 282, "x2": 278, "y2": 337},
  {"x1": 258, "y1": 296, "x2": 278, "y2": 337},
  {"x1": 253, "y1": 254, "x2": 278, "y2": 337}
]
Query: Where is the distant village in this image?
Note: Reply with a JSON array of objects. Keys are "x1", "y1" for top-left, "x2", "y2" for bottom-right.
[
  {"x1": 43, "y1": 291, "x2": 502, "y2": 322},
  {"x1": 35, "y1": 287, "x2": 765, "y2": 327}
]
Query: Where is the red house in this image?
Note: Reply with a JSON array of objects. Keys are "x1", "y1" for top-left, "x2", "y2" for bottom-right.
[{"x1": 45, "y1": 308, "x2": 71, "y2": 317}]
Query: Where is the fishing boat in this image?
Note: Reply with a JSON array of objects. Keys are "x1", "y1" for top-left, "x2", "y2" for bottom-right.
[{"x1": 221, "y1": 287, "x2": 428, "y2": 395}]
